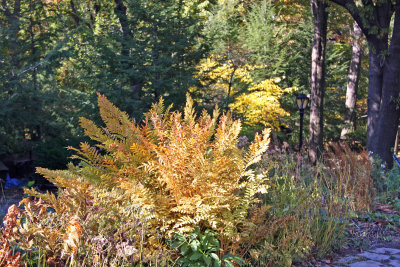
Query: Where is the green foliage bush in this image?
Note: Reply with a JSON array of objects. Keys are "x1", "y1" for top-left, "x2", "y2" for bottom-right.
[
  {"x1": 169, "y1": 227, "x2": 244, "y2": 267},
  {"x1": 373, "y1": 157, "x2": 400, "y2": 205}
]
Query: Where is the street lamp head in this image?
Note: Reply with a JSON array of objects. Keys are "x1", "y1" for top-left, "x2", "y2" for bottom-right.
[{"x1": 296, "y1": 94, "x2": 309, "y2": 111}]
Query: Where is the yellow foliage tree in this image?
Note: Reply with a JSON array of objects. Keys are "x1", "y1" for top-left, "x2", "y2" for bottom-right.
[
  {"x1": 193, "y1": 56, "x2": 255, "y2": 97},
  {"x1": 230, "y1": 79, "x2": 295, "y2": 129},
  {"x1": 192, "y1": 56, "x2": 295, "y2": 129}
]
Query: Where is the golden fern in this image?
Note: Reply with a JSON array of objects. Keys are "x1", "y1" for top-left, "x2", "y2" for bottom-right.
[{"x1": 32, "y1": 93, "x2": 271, "y2": 251}]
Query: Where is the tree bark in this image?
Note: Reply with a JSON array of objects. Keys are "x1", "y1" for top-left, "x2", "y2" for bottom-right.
[
  {"x1": 395, "y1": 127, "x2": 399, "y2": 155},
  {"x1": 114, "y1": 0, "x2": 133, "y2": 42},
  {"x1": 69, "y1": 0, "x2": 82, "y2": 26},
  {"x1": 309, "y1": 0, "x2": 328, "y2": 164},
  {"x1": 341, "y1": 22, "x2": 363, "y2": 139},
  {"x1": 371, "y1": 6, "x2": 400, "y2": 168},
  {"x1": 330, "y1": 0, "x2": 399, "y2": 167},
  {"x1": 366, "y1": 48, "x2": 384, "y2": 151}
]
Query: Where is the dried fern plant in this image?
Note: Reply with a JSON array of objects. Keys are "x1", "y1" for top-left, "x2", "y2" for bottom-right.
[
  {"x1": 0, "y1": 93, "x2": 271, "y2": 265},
  {"x1": 65, "y1": 93, "x2": 271, "y2": 239}
]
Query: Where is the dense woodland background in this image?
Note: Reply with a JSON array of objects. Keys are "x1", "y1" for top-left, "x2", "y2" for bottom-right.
[
  {"x1": 4, "y1": 1, "x2": 400, "y2": 265},
  {"x1": 1, "y1": 0, "x2": 399, "y2": 169}
]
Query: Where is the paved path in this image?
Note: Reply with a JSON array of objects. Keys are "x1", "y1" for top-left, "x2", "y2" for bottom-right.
[{"x1": 323, "y1": 247, "x2": 400, "y2": 267}]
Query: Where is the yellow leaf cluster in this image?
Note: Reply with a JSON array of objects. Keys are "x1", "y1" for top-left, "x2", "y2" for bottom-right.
[
  {"x1": 230, "y1": 79, "x2": 294, "y2": 129},
  {"x1": 194, "y1": 56, "x2": 259, "y2": 95},
  {"x1": 193, "y1": 57, "x2": 294, "y2": 129}
]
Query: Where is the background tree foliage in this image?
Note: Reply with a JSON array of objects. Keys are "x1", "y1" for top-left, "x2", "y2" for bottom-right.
[{"x1": 0, "y1": 0, "x2": 372, "y2": 169}]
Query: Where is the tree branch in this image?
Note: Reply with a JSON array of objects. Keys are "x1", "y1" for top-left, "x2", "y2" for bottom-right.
[{"x1": 330, "y1": 0, "x2": 372, "y2": 39}]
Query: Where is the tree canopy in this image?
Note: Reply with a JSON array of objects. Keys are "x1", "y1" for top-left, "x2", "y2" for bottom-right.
[{"x1": 0, "y1": 0, "x2": 396, "y2": 168}]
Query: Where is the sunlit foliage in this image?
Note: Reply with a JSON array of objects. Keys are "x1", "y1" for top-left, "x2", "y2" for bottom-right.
[{"x1": 193, "y1": 56, "x2": 294, "y2": 129}]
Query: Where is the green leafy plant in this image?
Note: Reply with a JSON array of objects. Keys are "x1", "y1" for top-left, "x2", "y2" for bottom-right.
[
  {"x1": 170, "y1": 227, "x2": 245, "y2": 267},
  {"x1": 377, "y1": 162, "x2": 400, "y2": 201}
]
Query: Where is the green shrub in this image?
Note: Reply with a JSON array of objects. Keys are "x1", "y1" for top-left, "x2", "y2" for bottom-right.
[{"x1": 170, "y1": 227, "x2": 245, "y2": 267}]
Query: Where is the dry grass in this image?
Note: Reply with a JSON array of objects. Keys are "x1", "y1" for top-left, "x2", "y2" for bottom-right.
[{"x1": 324, "y1": 142, "x2": 374, "y2": 212}]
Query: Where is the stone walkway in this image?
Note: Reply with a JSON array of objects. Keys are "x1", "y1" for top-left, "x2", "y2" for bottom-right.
[
  {"x1": 324, "y1": 247, "x2": 400, "y2": 267},
  {"x1": 0, "y1": 187, "x2": 24, "y2": 220}
]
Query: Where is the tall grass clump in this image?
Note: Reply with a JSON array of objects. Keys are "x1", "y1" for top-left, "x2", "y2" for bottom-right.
[
  {"x1": 324, "y1": 143, "x2": 374, "y2": 212},
  {"x1": 245, "y1": 142, "x2": 374, "y2": 266}
]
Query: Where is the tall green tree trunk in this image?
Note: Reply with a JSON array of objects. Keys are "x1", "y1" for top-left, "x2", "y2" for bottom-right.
[
  {"x1": 309, "y1": 0, "x2": 328, "y2": 164},
  {"x1": 341, "y1": 22, "x2": 363, "y2": 139}
]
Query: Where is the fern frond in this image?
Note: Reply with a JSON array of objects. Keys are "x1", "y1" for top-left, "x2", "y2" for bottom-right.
[
  {"x1": 97, "y1": 92, "x2": 134, "y2": 139},
  {"x1": 246, "y1": 128, "x2": 271, "y2": 168},
  {"x1": 184, "y1": 93, "x2": 196, "y2": 126},
  {"x1": 79, "y1": 117, "x2": 108, "y2": 144},
  {"x1": 36, "y1": 167, "x2": 85, "y2": 185},
  {"x1": 69, "y1": 142, "x2": 104, "y2": 168}
]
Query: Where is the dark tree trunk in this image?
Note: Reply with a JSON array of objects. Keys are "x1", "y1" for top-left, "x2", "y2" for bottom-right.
[
  {"x1": 341, "y1": 22, "x2": 363, "y2": 139},
  {"x1": 114, "y1": 0, "x2": 133, "y2": 43},
  {"x1": 113, "y1": 0, "x2": 132, "y2": 60},
  {"x1": 309, "y1": 0, "x2": 328, "y2": 164},
  {"x1": 366, "y1": 48, "x2": 384, "y2": 151},
  {"x1": 330, "y1": 0, "x2": 399, "y2": 167},
  {"x1": 372, "y1": 7, "x2": 400, "y2": 168}
]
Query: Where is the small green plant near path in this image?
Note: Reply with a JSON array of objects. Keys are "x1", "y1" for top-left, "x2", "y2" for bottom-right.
[{"x1": 169, "y1": 227, "x2": 245, "y2": 267}]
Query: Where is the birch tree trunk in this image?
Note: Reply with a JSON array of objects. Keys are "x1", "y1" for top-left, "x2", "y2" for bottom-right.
[{"x1": 341, "y1": 22, "x2": 363, "y2": 139}]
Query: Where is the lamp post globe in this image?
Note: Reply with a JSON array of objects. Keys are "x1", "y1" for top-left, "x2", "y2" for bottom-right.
[{"x1": 296, "y1": 94, "x2": 309, "y2": 112}]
